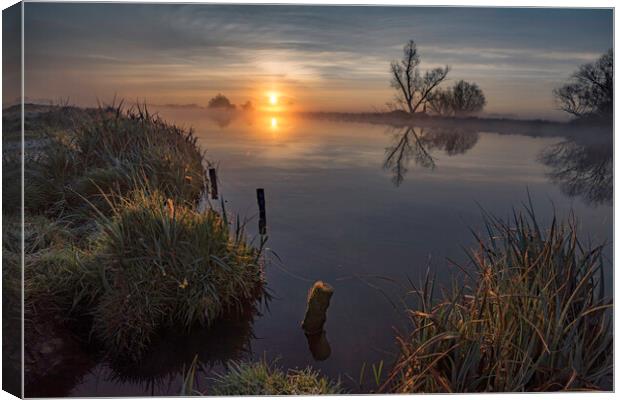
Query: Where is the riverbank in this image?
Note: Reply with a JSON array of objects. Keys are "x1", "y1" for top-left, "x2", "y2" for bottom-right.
[{"x1": 2, "y1": 104, "x2": 268, "y2": 395}]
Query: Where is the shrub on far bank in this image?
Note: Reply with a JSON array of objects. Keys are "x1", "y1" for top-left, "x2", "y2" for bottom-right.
[
  {"x1": 207, "y1": 94, "x2": 236, "y2": 110},
  {"x1": 428, "y1": 80, "x2": 486, "y2": 117},
  {"x1": 383, "y1": 204, "x2": 612, "y2": 392}
]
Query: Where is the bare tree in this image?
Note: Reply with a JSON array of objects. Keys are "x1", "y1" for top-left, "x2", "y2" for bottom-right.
[
  {"x1": 553, "y1": 49, "x2": 612, "y2": 121},
  {"x1": 390, "y1": 40, "x2": 450, "y2": 114},
  {"x1": 428, "y1": 80, "x2": 486, "y2": 117}
]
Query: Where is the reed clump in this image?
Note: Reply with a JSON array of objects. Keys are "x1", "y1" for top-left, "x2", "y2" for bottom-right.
[{"x1": 384, "y1": 205, "x2": 612, "y2": 392}]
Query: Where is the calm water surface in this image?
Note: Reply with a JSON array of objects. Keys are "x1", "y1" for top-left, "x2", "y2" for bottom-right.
[{"x1": 70, "y1": 108, "x2": 612, "y2": 396}]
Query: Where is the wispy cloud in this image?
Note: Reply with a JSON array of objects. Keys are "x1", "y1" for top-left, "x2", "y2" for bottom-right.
[
  {"x1": 23, "y1": 4, "x2": 612, "y2": 118},
  {"x1": 423, "y1": 46, "x2": 602, "y2": 62}
]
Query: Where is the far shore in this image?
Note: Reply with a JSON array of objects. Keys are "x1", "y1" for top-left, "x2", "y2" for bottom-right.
[
  {"x1": 8, "y1": 102, "x2": 612, "y2": 143},
  {"x1": 298, "y1": 110, "x2": 612, "y2": 139}
]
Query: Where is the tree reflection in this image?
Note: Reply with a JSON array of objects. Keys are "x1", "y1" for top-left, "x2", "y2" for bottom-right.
[
  {"x1": 540, "y1": 138, "x2": 612, "y2": 206},
  {"x1": 422, "y1": 127, "x2": 479, "y2": 156},
  {"x1": 383, "y1": 127, "x2": 435, "y2": 186},
  {"x1": 208, "y1": 110, "x2": 235, "y2": 128},
  {"x1": 383, "y1": 126, "x2": 479, "y2": 186}
]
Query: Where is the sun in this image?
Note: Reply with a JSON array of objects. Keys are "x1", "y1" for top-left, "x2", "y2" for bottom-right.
[{"x1": 268, "y1": 93, "x2": 278, "y2": 105}]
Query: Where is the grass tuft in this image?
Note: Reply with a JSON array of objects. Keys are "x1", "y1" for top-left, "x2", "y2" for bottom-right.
[
  {"x1": 90, "y1": 190, "x2": 265, "y2": 357},
  {"x1": 209, "y1": 360, "x2": 343, "y2": 395}
]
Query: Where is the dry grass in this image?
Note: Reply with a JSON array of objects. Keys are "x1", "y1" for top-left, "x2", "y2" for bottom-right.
[{"x1": 383, "y1": 203, "x2": 612, "y2": 392}]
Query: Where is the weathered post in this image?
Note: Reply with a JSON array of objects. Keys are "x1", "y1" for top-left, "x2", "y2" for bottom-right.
[
  {"x1": 256, "y1": 188, "x2": 266, "y2": 235},
  {"x1": 306, "y1": 330, "x2": 331, "y2": 361},
  {"x1": 208, "y1": 168, "x2": 218, "y2": 200},
  {"x1": 301, "y1": 281, "x2": 333, "y2": 335}
]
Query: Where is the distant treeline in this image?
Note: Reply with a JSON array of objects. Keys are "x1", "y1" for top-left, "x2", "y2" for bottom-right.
[{"x1": 300, "y1": 109, "x2": 611, "y2": 141}]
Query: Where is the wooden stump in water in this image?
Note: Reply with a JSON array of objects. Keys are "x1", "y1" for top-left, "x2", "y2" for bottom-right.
[
  {"x1": 301, "y1": 281, "x2": 333, "y2": 335},
  {"x1": 306, "y1": 330, "x2": 331, "y2": 361}
]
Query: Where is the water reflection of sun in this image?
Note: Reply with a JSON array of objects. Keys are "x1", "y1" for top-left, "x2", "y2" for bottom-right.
[{"x1": 263, "y1": 114, "x2": 292, "y2": 138}]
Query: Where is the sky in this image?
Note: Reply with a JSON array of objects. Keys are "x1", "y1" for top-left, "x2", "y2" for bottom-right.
[{"x1": 22, "y1": 4, "x2": 613, "y2": 120}]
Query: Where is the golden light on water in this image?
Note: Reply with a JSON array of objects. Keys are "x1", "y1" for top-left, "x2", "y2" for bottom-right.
[{"x1": 264, "y1": 114, "x2": 289, "y2": 137}]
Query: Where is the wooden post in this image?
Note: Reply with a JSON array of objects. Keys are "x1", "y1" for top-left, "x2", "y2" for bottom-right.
[
  {"x1": 301, "y1": 281, "x2": 333, "y2": 335},
  {"x1": 208, "y1": 168, "x2": 218, "y2": 200},
  {"x1": 256, "y1": 188, "x2": 266, "y2": 235},
  {"x1": 306, "y1": 330, "x2": 331, "y2": 361}
]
